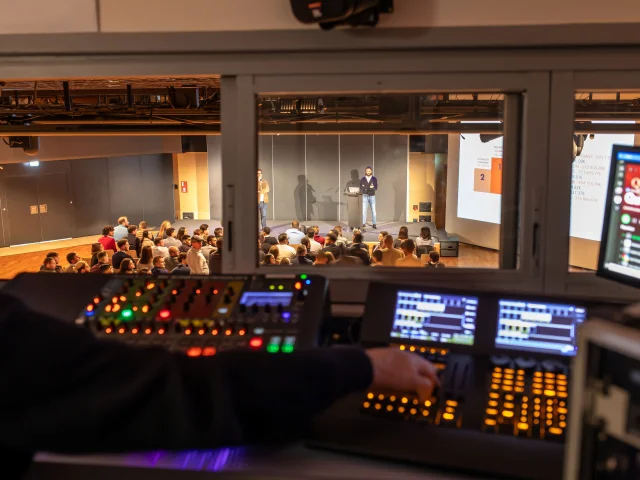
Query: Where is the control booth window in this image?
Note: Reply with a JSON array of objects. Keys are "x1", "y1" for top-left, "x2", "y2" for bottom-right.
[
  {"x1": 256, "y1": 93, "x2": 518, "y2": 271},
  {"x1": 569, "y1": 91, "x2": 639, "y2": 272}
]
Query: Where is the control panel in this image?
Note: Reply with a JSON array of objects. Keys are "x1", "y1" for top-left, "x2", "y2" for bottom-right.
[
  {"x1": 80, "y1": 274, "x2": 327, "y2": 355},
  {"x1": 309, "y1": 283, "x2": 588, "y2": 480}
]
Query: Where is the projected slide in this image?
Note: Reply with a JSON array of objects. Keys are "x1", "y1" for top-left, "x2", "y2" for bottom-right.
[
  {"x1": 457, "y1": 134, "x2": 503, "y2": 224},
  {"x1": 571, "y1": 133, "x2": 634, "y2": 241}
]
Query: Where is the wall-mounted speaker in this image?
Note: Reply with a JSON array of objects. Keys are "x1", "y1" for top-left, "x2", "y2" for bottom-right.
[
  {"x1": 181, "y1": 136, "x2": 207, "y2": 153},
  {"x1": 419, "y1": 215, "x2": 431, "y2": 222},
  {"x1": 182, "y1": 212, "x2": 194, "y2": 220},
  {"x1": 419, "y1": 202, "x2": 432, "y2": 213}
]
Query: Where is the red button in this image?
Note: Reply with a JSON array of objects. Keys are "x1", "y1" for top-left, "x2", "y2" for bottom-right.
[
  {"x1": 187, "y1": 347, "x2": 202, "y2": 357},
  {"x1": 159, "y1": 309, "x2": 171, "y2": 320},
  {"x1": 202, "y1": 347, "x2": 216, "y2": 357},
  {"x1": 249, "y1": 337, "x2": 263, "y2": 349}
]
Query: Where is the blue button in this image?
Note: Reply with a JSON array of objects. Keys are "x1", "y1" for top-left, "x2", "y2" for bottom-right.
[
  {"x1": 282, "y1": 312, "x2": 291, "y2": 320},
  {"x1": 305, "y1": 280, "x2": 311, "y2": 285}
]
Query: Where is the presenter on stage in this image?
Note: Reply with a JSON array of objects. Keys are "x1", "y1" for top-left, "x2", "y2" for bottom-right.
[
  {"x1": 361, "y1": 166, "x2": 377, "y2": 229},
  {"x1": 257, "y1": 169, "x2": 270, "y2": 229}
]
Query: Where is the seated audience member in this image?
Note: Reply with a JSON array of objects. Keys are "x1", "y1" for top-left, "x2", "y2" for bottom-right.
[
  {"x1": 74, "y1": 260, "x2": 90, "y2": 273},
  {"x1": 117, "y1": 258, "x2": 136, "y2": 275},
  {"x1": 64, "y1": 252, "x2": 81, "y2": 273},
  {"x1": 187, "y1": 236, "x2": 209, "y2": 275},
  {"x1": 425, "y1": 251, "x2": 446, "y2": 268},
  {"x1": 40, "y1": 252, "x2": 63, "y2": 273},
  {"x1": 276, "y1": 233, "x2": 297, "y2": 261},
  {"x1": 322, "y1": 232, "x2": 346, "y2": 260},
  {"x1": 333, "y1": 255, "x2": 364, "y2": 266},
  {"x1": 263, "y1": 253, "x2": 276, "y2": 266},
  {"x1": 164, "y1": 247, "x2": 181, "y2": 272},
  {"x1": 112, "y1": 239, "x2": 134, "y2": 270},
  {"x1": 214, "y1": 227, "x2": 223, "y2": 239},
  {"x1": 152, "y1": 237, "x2": 169, "y2": 259},
  {"x1": 136, "y1": 246, "x2": 154, "y2": 271},
  {"x1": 90, "y1": 243, "x2": 104, "y2": 267},
  {"x1": 138, "y1": 268, "x2": 151, "y2": 275},
  {"x1": 90, "y1": 251, "x2": 110, "y2": 272},
  {"x1": 285, "y1": 221, "x2": 305, "y2": 244},
  {"x1": 261, "y1": 226, "x2": 278, "y2": 253},
  {"x1": 348, "y1": 233, "x2": 371, "y2": 265},
  {"x1": 141, "y1": 230, "x2": 154, "y2": 250},
  {"x1": 163, "y1": 227, "x2": 181, "y2": 248},
  {"x1": 179, "y1": 235, "x2": 192, "y2": 253},
  {"x1": 200, "y1": 224, "x2": 210, "y2": 237},
  {"x1": 300, "y1": 237, "x2": 317, "y2": 261},
  {"x1": 176, "y1": 227, "x2": 187, "y2": 241},
  {"x1": 306, "y1": 228, "x2": 322, "y2": 255},
  {"x1": 280, "y1": 258, "x2": 292, "y2": 266},
  {"x1": 292, "y1": 245, "x2": 314, "y2": 266},
  {"x1": 381, "y1": 235, "x2": 404, "y2": 266},
  {"x1": 151, "y1": 256, "x2": 169, "y2": 275},
  {"x1": 98, "y1": 226, "x2": 117, "y2": 252},
  {"x1": 158, "y1": 220, "x2": 171, "y2": 240},
  {"x1": 172, "y1": 252, "x2": 191, "y2": 275},
  {"x1": 314, "y1": 251, "x2": 335, "y2": 265},
  {"x1": 41, "y1": 257, "x2": 58, "y2": 273},
  {"x1": 136, "y1": 221, "x2": 150, "y2": 242},
  {"x1": 371, "y1": 249, "x2": 383, "y2": 266},
  {"x1": 268, "y1": 245, "x2": 280, "y2": 264},
  {"x1": 127, "y1": 225, "x2": 141, "y2": 257},
  {"x1": 99, "y1": 264, "x2": 114, "y2": 274},
  {"x1": 394, "y1": 226, "x2": 410, "y2": 249},
  {"x1": 113, "y1": 216, "x2": 129, "y2": 241},
  {"x1": 313, "y1": 226, "x2": 326, "y2": 246},
  {"x1": 201, "y1": 235, "x2": 217, "y2": 258},
  {"x1": 395, "y1": 239, "x2": 422, "y2": 268},
  {"x1": 373, "y1": 231, "x2": 388, "y2": 253},
  {"x1": 333, "y1": 226, "x2": 349, "y2": 246},
  {"x1": 193, "y1": 229, "x2": 203, "y2": 238},
  {"x1": 209, "y1": 239, "x2": 223, "y2": 274},
  {"x1": 416, "y1": 226, "x2": 435, "y2": 248}
]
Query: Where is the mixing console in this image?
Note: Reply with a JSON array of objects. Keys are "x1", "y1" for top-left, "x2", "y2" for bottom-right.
[
  {"x1": 79, "y1": 274, "x2": 328, "y2": 354},
  {"x1": 308, "y1": 283, "x2": 587, "y2": 480}
]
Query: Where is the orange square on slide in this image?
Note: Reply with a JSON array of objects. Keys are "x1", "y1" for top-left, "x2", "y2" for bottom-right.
[
  {"x1": 474, "y1": 168, "x2": 492, "y2": 193},
  {"x1": 490, "y1": 157, "x2": 503, "y2": 194}
]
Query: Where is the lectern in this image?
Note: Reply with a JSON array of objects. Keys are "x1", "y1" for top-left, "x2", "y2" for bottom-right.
[{"x1": 344, "y1": 186, "x2": 362, "y2": 231}]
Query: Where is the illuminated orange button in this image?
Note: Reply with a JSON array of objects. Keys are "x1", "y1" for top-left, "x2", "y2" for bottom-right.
[
  {"x1": 386, "y1": 405, "x2": 394, "y2": 412},
  {"x1": 558, "y1": 392, "x2": 568, "y2": 398},
  {"x1": 446, "y1": 400, "x2": 458, "y2": 407},
  {"x1": 486, "y1": 408, "x2": 498, "y2": 416},
  {"x1": 184, "y1": 328, "x2": 192, "y2": 336},
  {"x1": 187, "y1": 347, "x2": 202, "y2": 357},
  {"x1": 489, "y1": 392, "x2": 500, "y2": 399},
  {"x1": 410, "y1": 408, "x2": 417, "y2": 415},
  {"x1": 503, "y1": 380, "x2": 514, "y2": 386},
  {"x1": 544, "y1": 390, "x2": 556, "y2": 397},
  {"x1": 86, "y1": 305, "x2": 94, "y2": 312},
  {"x1": 401, "y1": 397, "x2": 408, "y2": 404},
  {"x1": 93, "y1": 296, "x2": 101, "y2": 304},
  {"x1": 559, "y1": 421, "x2": 567, "y2": 428},
  {"x1": 422, "y1": 410, "x2": 429, "y2": 417},
  {"x1": 502, "y1": 410, "x2": 514, "y2": 418},
  {"x1": 505, "y1": 394, "x2": 514, "y2": 401},
  {"x1": 363, "y1": 402, "x2": 371, "y2": 409},
  {"x1": 399, "y1": 345, "x2": 406, "y2": 351},
  {"x1": 132, "y1": 306, "x2": 138, "y2": 312},
  {"x1": 141, "y1": 305, "x2": 149, "y2": 313},
  {"x1": 172, "y1": 289, "x2": 178, "y2": 295},
  {"x1": 144, "y1": 328, "x2": 152, "y2": 334},
  {"x1": 558, "y1": 407, "x2": 568, "y2": 414},
  {"x1": 112, "y1": 304, "x2": 121, "y2": 313},
  {"x1": 105, "y1": 305, "x2": 112, "y2": 313},
  {"x1": 445, "y1": 407, "x2": 455, "y2": 413},
  {"x1": 158, "y1": 328, "x2": 165, "y2": 335},
  {"x1": 118, "y1": 327, "x2": 126, "y2": 334},
  {"x1": 485, "y1": 418, "x2": 497, "y2": 426},
  {"x1": 488, "y1": 400, "x2": 498, "y2": 407},
  {"x1": 442, "y1": 413, "x2": 455, "y2": 421},
  {"x1": 502, "y1": 386, "x2": 513, "y2": 392},
  {"x1": 225, "y1": 329, "x2": 232, "y2": 336},
  {"x1": 515, "y1": 387, "x2": 525, "y2": 393},
  {"x1": 518, "y1": 422, "x2": 529, "y2": 430},
  {"x1": 211, "y1": 329, "x2": 219, "y2": 336},
  {"x1": 504, "y1": 402, "x2": 515, "y2": 409},
  {"x1": 409, "y1": 346, "x2": 416, "y2": 352},
  {"x1": 112, "y1": 296, "x2": 119, "y2": 304},
  {"x1": 119, "y1": 295, "x2": 127, "y2": 302},
  {"x1": 533, "y1": 389, "x2": 543, "y2": 395},
  {"x1": 135, "y1": 292, "x2": 142, "y2": 297},
  {"x1": 397, "y1": 406, "x2": 405, "y2": 413},
  {"x1": 147, "y1": 283, "x2": 155, "y2": 290},
  {"x1": 202, "y1": 347, "x2": 216, "y2": 357},
  {"x1": 378, "y1": 394, "x2": 385, "y2": 401},
  {"x1": 238, "y1": 328, "x2": 246, "y2": 336},
  {"x1": 198, "y1": 329, "x2": 206, "y2": 336},
  {"x1": 424, "y1": 400, "x2": 432, "y2": 407},
  {"x1": 367, "y1": 393, "x2": 374, "y2": 400},
  {"x1": 494, "y1": 367, "x2": 502, "y2": 372},
  {"x1": 105, "y1": 327, "x2": 113, "y2": 334},
  {"x1": 131, "y1": 328, "x2": 139, "y2": 334}
]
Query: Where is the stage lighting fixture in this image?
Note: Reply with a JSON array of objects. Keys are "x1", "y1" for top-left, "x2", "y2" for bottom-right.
[
  {"x1": 290, "y1": 0, "x2": 393, "y2": 29},
  {"x1": 3, "y1": 136, "x2": 39, "y2": 156}
]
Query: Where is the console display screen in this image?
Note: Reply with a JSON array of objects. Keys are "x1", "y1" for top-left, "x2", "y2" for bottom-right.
[
  {"x1": 495, "y1": 300, "x2": 586, "y2": 356},
  {"x1": 390, "y1": 291, "x2": 478, "y2": 345},
  {"x1": 240, "y1": 292, "x2": 293, "y2": 307}
]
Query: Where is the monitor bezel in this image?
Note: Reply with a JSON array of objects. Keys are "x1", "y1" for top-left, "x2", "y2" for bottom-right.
[{"x1": 596, "y1": 144, "x2": 640, "y2": 289}]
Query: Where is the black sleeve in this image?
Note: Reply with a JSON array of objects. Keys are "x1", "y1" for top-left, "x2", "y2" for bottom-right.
[{"x1": 0, "y1": 294, "x2": 372, "y2": 454}]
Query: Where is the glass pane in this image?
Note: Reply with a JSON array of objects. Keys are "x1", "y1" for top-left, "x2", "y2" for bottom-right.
[
  {"x1": 569, "y1": 91, "x2": 638, "y2": 271},
  {"x1": 256, "y1": 92, "x2": 516, "y2": 270}
]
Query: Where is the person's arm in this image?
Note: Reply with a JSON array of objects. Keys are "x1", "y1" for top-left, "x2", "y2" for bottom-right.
[
  {"x1": 262, "y1": 179, "x2": 270, "y2": 194},
  {"x1": 201, "y1": 253, "x2": 210, "y2": 275}
]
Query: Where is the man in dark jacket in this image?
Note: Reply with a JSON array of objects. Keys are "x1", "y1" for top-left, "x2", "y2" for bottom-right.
[
  {"x1": 321, "y1": 232, "x2": 346, "y2": 260},
  {"x1": 291, "y1": 245, "x2": 314, "y2": 266},
  {"x1": 112, "y1": 239, "x2": 134, "y2": 270},
  {"x1": 261, "y1": 226, "x2": 278, "y2": 253},
  {"x1": 171, "y1": 252, "x2": 191, "y2": 275},
  {"x1": 360, "y1": 166, "x2": 378, "y2": 229},
  {"x1": 127, "y1": 225, "x2": 141, "y2": 258},
  {"x1": 348, "y1": 232, "x2": 371, "y2": 265}
]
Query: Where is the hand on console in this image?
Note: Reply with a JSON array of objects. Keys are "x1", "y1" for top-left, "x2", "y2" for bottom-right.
[{"x1": 366, "y1": 348, "x2": 440, "y2": 402}]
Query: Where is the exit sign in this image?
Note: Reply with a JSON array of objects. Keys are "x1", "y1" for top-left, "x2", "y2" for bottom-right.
[{"x1": 180, "y1": 181, "x2": 188, "y2": 193}]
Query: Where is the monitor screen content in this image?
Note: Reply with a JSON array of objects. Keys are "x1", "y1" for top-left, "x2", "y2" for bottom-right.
[
  {"x1": 390, "y1": 291, "x2": 478, "y2": 345},
  {"x1": 495, "y1": 300, "x2": 586, "y2": 356},
  {"x1": 239, "y1": 292, "x2": 293, "y2": 307},
  {"x1": 598, "y1": 145, "x2": 640, "y2": 286}
]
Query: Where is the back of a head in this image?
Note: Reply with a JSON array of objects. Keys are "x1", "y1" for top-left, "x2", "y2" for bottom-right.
[
  {"x1": 263, "y1": 253, "x2": 275, "y2": 265},
  {"x1": 160, "y1": 220, "x2": 171, "y2": 232},
  {"x1": 117, "y1": 238, "x2": 128, "y2": 250},
  {"x1": 177, "y1": 227, "x2": 186, "y2": 239},
  {"x1": 291, "y1": 220, "x2": 300, "y2": 229},
  {"x1": 334, "y1": 225, "x2": 342, "y2": 234},
  {"x1": 128, "y1": 225, "x2": 137, "y2": 234},
  {"x1": 280, "y1": 258, "x2": 291, "y2": 266},
  {"x1": 169, "y1": 246, "x2": 179, "y2": 256},
  {"x1": 166, "y1": 227, "x2": 175, "y2": 237},
  {"x1": 268, "y1": 245, "x2": 279, "y2": 258},
  {"x1": 372, "y1": 249, "x2": 383, "y2": 263},
  {"x1": 139, "y1": 221, "x2": 148, "y2": 229},
  {"x1": 97, "y1": 251, "x2": 108, "y2": 262},
  {"x1": 326, "y1": 232, "x2": 337, "y2": 244},
  {"x1": 119, "y1": 258, "x2": 133, "y2": 272},
  {"x1": 200, "y1": 223, "x2": 209, "y2": 232},
  {"x1": 66, "y1": 252, "x2": 77, "y2": 264},
  {"x1": 399, "y1": 226, "x2": 409, "y2": 240},
  {"x1": 353, "y1": 233, "x2": 364, "y2": 244},
  {"x1": 380, "y1": 231, "x2": 389, "y2": 240},
  {"x1": 74, "y1": 261, "x2": 89, "y2": 273},
  {"x1": 43, "y1": 257, "x2": 56, "y2": 269},
  {"x1": 140, "y1": 246, "x2": 153, "y2": 264},
  {"x1": 214, "y1": 227, "x2": 223, "y2": 237},
  {"x1": 178, "y1": 252, "x2": 188, "y2": 263},
  {"x1": 207, "y1": 235, "x2": 216, "y2": 245},
  {"x1": 46, "y1": 251, "x2": 59, "y2": 259},
  {"x1": 296, "y1": 245, "x2": 307, "y2": 256},
  {"x1": 118, "y1": 216, "x2": 127, "y2": 225},
  {"x1": 263, "y1": 226, "x2": 271, "y2": 235},
  {"x1": 307, "y1": 227, "x2": 315, "y2": 238},
  {"x1": 99, "y1": 264, "x2": 112, "y2": 273},
  {"x1": 216, "y1": 238, "x2": 223, "y2": 250},
  {"x1": 278, "y1": 233, "x2": 288, "y2": 244},
  {"x1": 91, "y1": 242, "x2": 103, "y2": 254},
  {"x1": 154, "y1": 237, "x2": 163, "y2": 246},
  {"x1": 102, "y1": 225, "x2": 113, "y2": 236},
  {"x1": 429, "y1": 251, "x2": 440, "y2": 263},
  {"x1": 383, "y1": 235, "x2": 394, "y2": 247},
  {"x1": 300, "y1": 236, "x2": 310, "y2": 247},
  {"x1": 152, "y1": 255, "x2": 163, "y2": 267},
  {"x1": 401, "y1": 238, "x2": 416, "y2": 253},
  {"x1": 193, "y1": 229, "x2": 202, "y2": 237},
  {"x1": 142, "y1": 230, "x2": 151, "y2": 239}
]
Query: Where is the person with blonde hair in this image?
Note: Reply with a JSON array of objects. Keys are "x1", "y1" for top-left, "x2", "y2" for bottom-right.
[
  {"x1": 114, "y1": 216, "x2": 129, "y2": 241},
  {"x1": 158, "y1": 220, "x2": 171, "y2": 240},
  {"x1": 280, "y1": 258, "x2": 291, "y2": 266},
  {"x1": 268, "y1": 245, "x2": 280, "y2": 264},
  {"x1": 73, "y1": 261, "x2": 90, "y2": 273}
]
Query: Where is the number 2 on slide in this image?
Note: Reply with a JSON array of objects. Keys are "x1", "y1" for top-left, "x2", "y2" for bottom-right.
[{"x1": 480, "y1": 174, "x2": 485, "y2": 180}]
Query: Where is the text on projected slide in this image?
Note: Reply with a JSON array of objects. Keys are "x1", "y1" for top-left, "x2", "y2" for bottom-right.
[
  {"x1": 457, "y1": 134, "x2": 503, "y2": 224},
  {"x1": 390, "y1": 291, "x2": 477, "y2": 345}
]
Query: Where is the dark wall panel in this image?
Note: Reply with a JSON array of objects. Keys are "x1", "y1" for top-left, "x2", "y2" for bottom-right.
[
  {"x1": 107, "y1": 155, "x2": 144, "y2": 226},
  {"x1": 339, "y1": 135, "x2": 373, "y2": 222},
  {"x1": 207, "y1": 136, "x2": 223, "y2": 220},
  {"x1": 141, "y1": 154, "x2": 174, "y2": 226},
  {"x1": 306, "y1": 135, "x2": 339, "y2": 221},
  {"x1": 71, "y1": 157, "x2": 110, "y2": 237},
  {"x1": 273, "y1": 135, "x2": 306, "y2": 222},
  {"x1": 257, "y1": 136, "x2": 274, "y2": 221},
  {"x1": 374, "y1": 135, "x2": 408, "y2": 222}
]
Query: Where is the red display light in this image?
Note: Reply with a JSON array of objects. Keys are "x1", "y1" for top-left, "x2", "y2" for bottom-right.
[
  {"x1": 213, "y1": 289, "x2": 219, "y2": 295},
  {"x1": 93, "y1": 296, "x2": 101, "y2": 304},
  {"x1": 198, "y1": 329, "x2": 206, "y2": 336},
  {"x1": 144, "y1": 328, "x2": 152, "y2": 335},
  {"x1": 225, "y1": 328, "x2": 232, "y2": 336},
  {"x1": 211, "y1": 329, "x2": 219, "y2": 336},
  {"x1": 118, "y1": 327, "x2": 126, "y2": 334},
  {"x1": 187, "y1": 347, "x2": 202, "y2": 357},
  {"x1": 195, "y1": 289, "x2": 201, "y2": 295},
  {"x1": 249, "y1": 337, "x2": 263, "y2": 349},
  {"x1": 105, "y1": 327, "x2": 113, "y2": 334},
  {"x1": 131, "y1": 328, "x2": 139, "y2": 335},
  {"x1": 158, "y1": 328, "x2": 165, "y2": 335},
  {"x1": 86, "y1": 304, "x2": 94, "y2": 312},
  {"x1": 159, "y1": 309, "x2": 171, "y2": 320},
  {"x1": 238, "y1": 328, "x2": 246, "y2": 336},
  {"x1": 202, "y1": 347, "x2": 216, "y2": 357},
  {"x1": 184, "y1": 328, "x2": 192, "y2": 336}
]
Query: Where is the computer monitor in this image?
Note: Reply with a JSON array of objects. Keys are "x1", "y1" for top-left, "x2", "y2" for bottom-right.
[{"x1": 598, "y1": 145, "x2": 640, "y2": 287}]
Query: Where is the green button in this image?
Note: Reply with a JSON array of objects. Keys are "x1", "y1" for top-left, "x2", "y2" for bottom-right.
[
  {"x1": 300, "y1": 274, "x2": 308, "y2": 280},
  {"x1": 266, "y1": 344, "x2": 279, "y2": 353},
  {"x1": 282, "y1": 345, "x2": 294, "y2": 353},
  {"x1": 269, "y1": 285, "x2": 275, "y2": 290}
]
